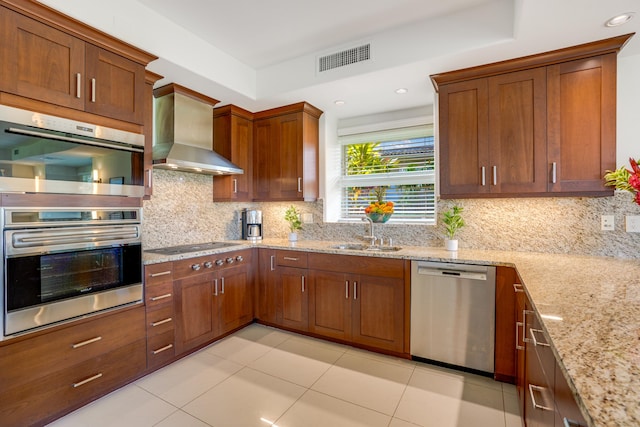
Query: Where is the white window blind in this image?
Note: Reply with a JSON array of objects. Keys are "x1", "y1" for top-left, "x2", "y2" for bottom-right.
[{"x1": 339, "y1": 125, "x2": 436, "y2": 223}]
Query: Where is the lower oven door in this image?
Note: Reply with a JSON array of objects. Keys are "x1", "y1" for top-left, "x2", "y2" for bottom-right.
[{"x1": 4, "y1": 242, "x2": 142, "y2": 337}]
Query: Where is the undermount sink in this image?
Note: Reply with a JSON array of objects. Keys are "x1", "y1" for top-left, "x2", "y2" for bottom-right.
[{"x1": 330, "y1": 243, "x2": 402, "y2": 252}]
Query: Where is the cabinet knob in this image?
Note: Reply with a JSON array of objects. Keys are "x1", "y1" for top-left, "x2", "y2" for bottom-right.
[
  {"x1": 204, "y1": 261, "x2": 213, "y2": 268},
  {"x1": 236, "y1": 255, "x2": 244, "y2": 262},
  {"x1": 215, "y1": 259, "x2": 224, "y2": 266},
  {"x1": 191, "y1": 263, "x2": 201, "y2": 271},
  {"x1": 226, "y1": 257, "x2": 235, "y2": 264}
]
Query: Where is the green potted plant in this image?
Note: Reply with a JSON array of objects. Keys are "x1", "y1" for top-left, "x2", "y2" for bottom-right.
[
  {"x1": 442, "y1": 205, "x2": 465, "y2": 251},
  {"x1": 284, "y1": 205, "x2": 302, "y2": 241}
]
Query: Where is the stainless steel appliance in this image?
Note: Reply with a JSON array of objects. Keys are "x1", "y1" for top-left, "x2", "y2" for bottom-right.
[
  {"x1": 1, "y1": 207, "x2": 143, "y2": 339},
  {"x1": 241, "y1": 209, "x2": 263, "y2": 241},
  {"x1": 145, "y1": 241, "x2": 241, "y2": 255},
  {"x1": 152, "y1": 84, "x2": 243, "y2": 175},
  {"x1": 0, "y1": 104, "x2": 145, "y2": 197},
  {"x1": 410, "y1": 261, "x2": 496, "y2": 374}
]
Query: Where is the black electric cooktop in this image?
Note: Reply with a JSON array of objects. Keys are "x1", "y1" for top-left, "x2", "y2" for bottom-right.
[{"x1": 145, "y1": 241, "x2": 241, "y2": 255}]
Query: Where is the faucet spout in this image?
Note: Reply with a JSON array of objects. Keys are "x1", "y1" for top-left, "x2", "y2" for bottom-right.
[{"x1": 362, "y1": 216, "x2": 376, "y2": 245}]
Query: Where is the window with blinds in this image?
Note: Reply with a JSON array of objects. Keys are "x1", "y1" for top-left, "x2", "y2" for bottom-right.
[{"x1": 339, "y1": 125, "x2": 436, "y2": 223}]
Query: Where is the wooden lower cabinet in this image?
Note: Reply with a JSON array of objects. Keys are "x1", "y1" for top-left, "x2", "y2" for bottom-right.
[
  {"x1": 174, "y1": 271, "x2": 216, "y2": 354},
  {"x1": 173, "y1": 250, "x2": 254, "y2": 356},
  {"x1": 307, "y1": 253, "x2": 407, "y2": 354},
  {"x1": 216, "y1": 256, "x2": 254, "y2": 336},
  {"x1": 0, "y1": 306, "x2": 146, "y2": 426},
  {"x1": 494, "y1": 266, "x2": 518, "y2": 382}
]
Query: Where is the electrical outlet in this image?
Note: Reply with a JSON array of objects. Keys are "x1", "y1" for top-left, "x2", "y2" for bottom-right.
[
  {"x1": 302, "y1": 213, "x2": 314, "y2": 224},
  {"x1": 625, "y1": 215, "x2": 640, "y2": 233},
  {"x1": 601, "y1": 215, "x2": 615, "y2": 231}
]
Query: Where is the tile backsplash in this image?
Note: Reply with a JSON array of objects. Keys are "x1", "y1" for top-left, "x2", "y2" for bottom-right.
[{"x1": 143, "y1": 170, "x2": 640, "y2": 259}]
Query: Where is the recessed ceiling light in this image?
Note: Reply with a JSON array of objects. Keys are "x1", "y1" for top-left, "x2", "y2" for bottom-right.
[
  {"x1": 395, "y1": 88, "x2": 408, "y2": 94},
  {"x1": 605, "y1": 12, "x2": 634, "y2": 27},
  {"x1": 334, "y1": 100, "x2": 345, "y2": 105}
]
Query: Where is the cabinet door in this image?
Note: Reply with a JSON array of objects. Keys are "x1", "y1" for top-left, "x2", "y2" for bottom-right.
[
  {"x1": 351, "y1": 274, "x2": 404, "y2": 352},
  {"x1": 488, "y1": 68, "x2": 547, "y2": 194},
  {"x1": 253, "y1": 117, "x2": 275, "y2": 200},
  {"x1": 494, "y1": 266, "x2": 518, "y2": 382},
  {"x1": 277, "y1": 113, "x2": 304, "y2": 200},
  {"x1": 0, "y1": 7, "x2": 85, "y2": 109},
  {"x1": 438, "y1": 78, "x2": 490, "y2": 196},
  {"x1": 256, "y1": 249, "x2": 278, "y2": 323},
  {"x1": 85, "y1": 45, "x2": 145, "y2": 124},
  {"x1": 277, "y1": 266, "x2": 308, "y2": 331},
  {"x1": 213, "y1": 109, "x2": 253, "y2": 201},
  {"x1": 173, "y1": 273, "x2": 215, "y2": 354},
  {"x1": 547, "y1": 54, "x2": 616, "y2": 194},
  {"x1": 216, "y1": 264, "x2": 254, "y2": 336},
  {"x1": 308, "y1": 270, "x2": 351, "y2": 340}
]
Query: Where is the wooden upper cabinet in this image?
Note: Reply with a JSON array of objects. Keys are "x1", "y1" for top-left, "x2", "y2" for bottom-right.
[
  {"x1": 547, "y1": 54, "x2": 617, "y2": 195},
  {"x1": 433, "y1": 33, "x2": 632, "y2": 199},
  {"x1": 0, "y1": 6, "x2": 85, "y2": 110},
  {"x1": 84, "y1": 45, "x2": 145, "y2": 124},
  {"x1": 0, "y1": 2, "x2": 155, "y2": 125},
  {"x1": 488, "y1": 68, "x2": 547, "y2": 194},
  {"x1": 213, "y1": 105, "x2": 254, "y2": 201},
  {"x1": 253, "y1": 102, "x2": 322, "y2": 202}
]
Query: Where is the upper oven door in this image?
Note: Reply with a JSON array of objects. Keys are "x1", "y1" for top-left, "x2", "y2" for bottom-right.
[{"x1": 0, "y1": 104, "x2": 144, "y2": 197}]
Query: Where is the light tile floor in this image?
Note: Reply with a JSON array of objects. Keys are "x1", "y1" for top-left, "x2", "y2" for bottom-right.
[{"x1": 47, "y1": 324, "x2": 521, "y2": 427}]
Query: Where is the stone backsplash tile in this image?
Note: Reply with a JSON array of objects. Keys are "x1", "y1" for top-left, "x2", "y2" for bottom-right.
[{"x1": 143, "y1": 170, "x2": 639, "y2": 258}]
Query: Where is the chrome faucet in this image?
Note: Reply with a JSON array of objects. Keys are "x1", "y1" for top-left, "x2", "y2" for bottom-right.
[{"x1": 361, "y1": 216, "x2": 376, "y2": 245}]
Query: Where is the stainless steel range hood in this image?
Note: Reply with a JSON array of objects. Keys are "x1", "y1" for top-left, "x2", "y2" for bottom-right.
[{"x1": 152, "y1": 84, "x2": 243, "y2": 175}]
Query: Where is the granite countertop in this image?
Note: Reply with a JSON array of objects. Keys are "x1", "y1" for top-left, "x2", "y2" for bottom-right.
[{"x1": 143, "y1": 239, "x2": 640, "y2": 427}]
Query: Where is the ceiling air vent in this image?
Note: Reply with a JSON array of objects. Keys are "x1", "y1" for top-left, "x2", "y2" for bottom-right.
[{"x1": 318, "y1": 43, "x2": 371, "y2": 72}]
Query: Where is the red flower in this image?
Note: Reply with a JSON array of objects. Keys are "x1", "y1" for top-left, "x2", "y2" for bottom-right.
[
  {"x1": 630, "y1": 157, "x2": 640, "y2": 174},
  {"x1": 630, "y1": 173, "x2": 640, "y2": 192}
]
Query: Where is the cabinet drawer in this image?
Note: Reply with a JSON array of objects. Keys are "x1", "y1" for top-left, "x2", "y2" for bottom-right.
[
  {"x1": 146, "y1": 281, "x2": 174, "y2": 308},
  {"x1": 146, "y1": 304, "x2": 174, "y2": 336},
  {"x1": 276, "y1": 250, "x2": 308, "y2": 268},
  {"x1": 145, "y1": 262, "x2": 173, "y2": 286},
  {"x1": 0, "y1": 339, "x2": 146, "y2": 427},
  {"x1": 147, "y1": 330, "x2": 175, "y2": 369},
  {"x1": 0, "y1": 306, "x2": 145, "y2": 388},
  {"x1": 308, "y1": 253, "x2": 405, "y2": 278}
]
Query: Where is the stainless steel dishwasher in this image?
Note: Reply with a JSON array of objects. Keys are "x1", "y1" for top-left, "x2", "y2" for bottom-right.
[{"x1": 410, "y1": 261, "x2": 496, "y2": 375}]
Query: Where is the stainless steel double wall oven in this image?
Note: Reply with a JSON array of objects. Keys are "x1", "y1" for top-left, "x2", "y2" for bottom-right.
[{"x1": 1, "y1": 207, "x2": 143, "y2": 339}]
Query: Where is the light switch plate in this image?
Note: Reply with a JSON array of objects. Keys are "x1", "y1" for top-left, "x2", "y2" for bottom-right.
[
  {"x1": 625, "y1": 215, "x2": 640, "y2": 233},
  {"x1": 601, "y1": 215, "x2": 615, "y2": 231}
]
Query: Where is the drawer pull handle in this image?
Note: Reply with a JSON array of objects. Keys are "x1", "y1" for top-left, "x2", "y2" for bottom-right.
[
  {"x1": 283, "y1": 256, "x2": 299, "y2": 261},
  {"x1": 151, "y1": 317, "x2": 172, "y2": 327},
  {"x1": 563, "y1": 418, "x2": 584, "y2": 427},
  {"x1": 530, "y1": 328, "x2": 550, "y2": 347},
  {"x1": 513, "y1": 283, "x2": 524, "y2": 293},
  {"x1": 76, "y1": 73, "x2": 82, "y2": 98},
  {"x1": 528, "y1": 384, "x2": 553, "y2": 411},
  {"x1": 150, "y1": 293, "x2": 172, "y2": 302},
  {"x1": 71, "y1": 336, "x2": 102, "y2": 349},
  {"x1": 523, "y1": 310, "x2": 534, "y2": 343},
  {"x1": 73, "y1": 373, "x2": 103, "y2": 388},
  {"x1": 152, "y1": 344, "x2": 174, "y2": 355},
  {"x1": 149, "y1": 270, "x2": 171, "y2": 278},
  {"x1": 516, "y1": 321, "x2": 524, "y2": 350}
]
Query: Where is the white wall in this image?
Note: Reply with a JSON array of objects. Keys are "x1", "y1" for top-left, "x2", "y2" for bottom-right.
[{"x1": 617, "y1": 52, "x2": 640, "y2": 166}]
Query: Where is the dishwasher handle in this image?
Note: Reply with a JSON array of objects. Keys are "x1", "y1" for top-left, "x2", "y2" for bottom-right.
[{"x1": 416, "y1": 266, "x2": 488, "y2": 281}]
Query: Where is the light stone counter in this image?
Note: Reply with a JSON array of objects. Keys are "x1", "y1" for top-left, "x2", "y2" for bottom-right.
[{"x1": 143, "y1": 239, "x2": 640, "y2": 427}]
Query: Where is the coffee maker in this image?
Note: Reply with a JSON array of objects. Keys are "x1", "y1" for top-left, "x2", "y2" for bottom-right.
[{"x1": 241, "y1": 209, "x2": 263, "y2": 241}]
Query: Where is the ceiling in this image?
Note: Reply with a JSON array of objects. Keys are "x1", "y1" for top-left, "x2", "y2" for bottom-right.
[{"x1": 38, "y1": 0, "x2": 640, "y2": 120}]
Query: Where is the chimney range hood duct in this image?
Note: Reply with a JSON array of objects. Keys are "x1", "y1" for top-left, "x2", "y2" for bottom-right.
[{"x1": 152, "y1": 83, "x2": 243, "y2": 175}]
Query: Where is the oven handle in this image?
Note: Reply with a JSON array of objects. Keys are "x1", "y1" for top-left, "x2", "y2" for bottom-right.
[
  {"x1": 9, "y1": 226, "x2": 140, "y2": 249},
  {"x1": 7, "y1": 127, "x2": 144, "y2": 153}
]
